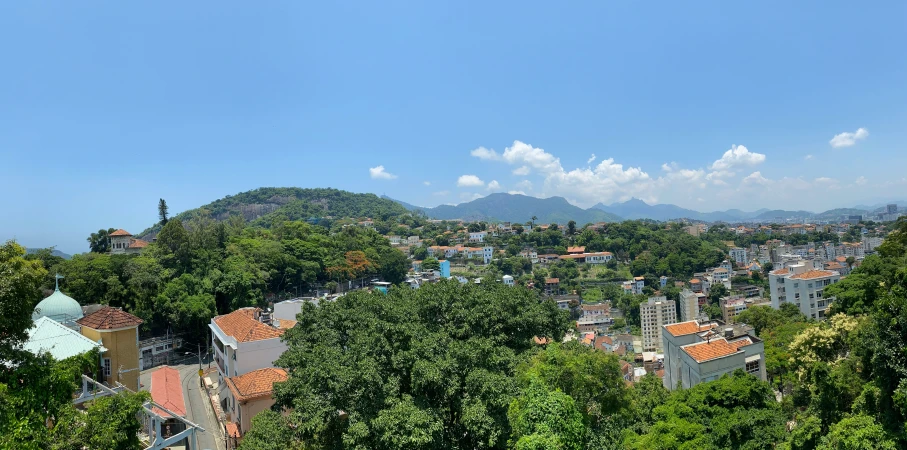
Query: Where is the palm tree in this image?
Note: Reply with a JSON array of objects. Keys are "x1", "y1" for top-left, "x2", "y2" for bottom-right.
[{"x1": 531, "y1": 215, "x2": 538, "y2": 226}]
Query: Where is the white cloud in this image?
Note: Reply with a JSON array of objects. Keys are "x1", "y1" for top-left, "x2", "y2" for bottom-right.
[
  {"x1": 587, "y1": 154, "x2": 597, "y2": 165},
  {"x1": 814, "y1": 177, "x2": 835, "y2": 184},
  {"x1": 829, "y1": 128, "x2": 869, "y2": 148},
  {"x1": 742, "y1": 171, "x2": 770, "y2": 185},
  {"x1": 459, "y1": 192, "x2": 483, "y2": 201},
  {"x1": 369, "y1": 165, "x2": 397, "y2": 180},
  {"x1": 457, "y1": 174, "x2": 484, "y2": 187},
  {"x1": 486, "y1": 180, "x2": 502, "y2": 192},
  {"x1": 515, "y1": 180, "x2": 533, "y2": 191},
  {"x1": 804, "y1": 154, "x2": 814, "y2": 160},
  {"x1": 512, "y1": 166, "x2": 531, "y2": 176},
  {"x1": 508, "y1": 190, "x2": 526, "y2": 195},
  {"x1": 502, "y1": 140, "x2": 563, "y2": 175},
  {"x1": 432, "y1": 190, "x2": 450, "y2": 196},
  {"x1": 470, "y1": 146, "x2": 501, "y2": 160},
  {"x1": 855, "y1": 176, "x2": 867, "y2": 186},
  {"x1": 710, "y1": 145, "x2": 766, "y2": 171},
  {"x1": 423, "y1": 181, "x2": 431, "y2": 186}
]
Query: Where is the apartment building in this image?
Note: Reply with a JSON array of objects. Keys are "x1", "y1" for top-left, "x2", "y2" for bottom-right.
[
  {"x1": 720, "y1": 296, "x2": 771, "y2": 324},
  {"x1": 661, "y1": 320, "x2": 765, "y2": 390},
  {"x1": 209, "y1": 308, "x2": 287, "y2": 383},
  {"x1": 679, "y1": 289, "x2": 706, "y2": 322},
  {"x1": 640, "y1": 296, "x2": 677, "y2": 352},
  {"x1": 769, "y1": 263, "x2": 840, "y2": 320},
  {"x1": 729, "y1": 247, "x2": 748, "y2": 265}
]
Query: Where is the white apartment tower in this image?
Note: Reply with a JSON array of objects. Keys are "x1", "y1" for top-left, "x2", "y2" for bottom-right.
[
  {"x1": 640, "y1": 296, "x2": 677, "y2": 352},
  {"x1": 769, "y1": 263, "x2": 840, "y2": 320}
]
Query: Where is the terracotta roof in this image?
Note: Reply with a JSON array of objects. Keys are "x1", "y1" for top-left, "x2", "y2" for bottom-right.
[
  {"x1": 225, "y1": 367, "x2": 288, "y2": 402},
  {"x1": 533, "y1": 336, "x2": 551, "y2": 345},
  {"x1": 109, "y1": 229, "x2": 133, "y2": 236},
  {"x1": 634, "y1": 276, "x2": 645, "y2": 281},
  {"x1": 151, "y1": 366, "x2": 186, "y2": 417},
  {"x1": 76, "y1": 306, "x2": 143, "y2": 330},
  {"x1": 545, "y1": 278, "x2": 559, "y2": 284},
  {"x1": 127, "y1": 239, "x2": 149, "y2": 249},
  {"x1": 664, "y1": 320, "x2": 715, "y2": 337},
  {"x1": 681, "y1": 338, "x2": 741, "y2": 362},
  {"x1": 213, "y1": 308, "x2": 284, "y2": 343},
  {"x1": 771, "y1": 268, "x2": 789, "y2": 275},
  {"x1": 567, "y1": 246, "x2": 586, "y2": 253},
  {"x1": 690, "y1": 278, "x2": 701, "y2": 283},
  {"x1": 276, "y1": 319, "x2": 297, "y2": 330},
  {"x1": 596, "y1": 335, "x2": 613, "y2": 346},
  {"x1": 226, "y1": 422, "x2": 241, "y2": 438},
  {"x1": 789, "y1": 269, "x2": 837, "y2": 280},
  {"x1": 836, "y1": 256, "x2": 847, "y2": 262},
  {"x1": 559, "y1": 254, "x2": 588, "y2": 259},
  {"x1": 655, "y1": 369, "x2": 665, "y2": 378}
]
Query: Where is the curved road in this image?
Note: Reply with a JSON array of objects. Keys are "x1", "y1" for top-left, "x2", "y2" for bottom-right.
[{"x1": 141, "y1": 359, "x2": 223, "y2": 450}]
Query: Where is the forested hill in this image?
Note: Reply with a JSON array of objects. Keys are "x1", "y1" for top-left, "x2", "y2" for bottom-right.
[
  {"x1": 388, "y1": 193, "x2": 624, "y2": 224},
  {"x1": 139, "y1": 187, "x2": 410, "y2": 238}
]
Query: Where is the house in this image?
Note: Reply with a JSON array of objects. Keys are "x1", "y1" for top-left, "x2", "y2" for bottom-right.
[
  {"x1": 468, "y1": 231, "x2": 488, "y2": 243},
  {"x1": 689, "y1": 278, "x2": 703, "y2": 293},
  {"x1": 224, "y1": 367, "x2": 289, "y2": 437},
  {"x1": 632, "y1": 277, "x2": 645, "y2": 295},
  {"x1": 585, "y1": 252, "x2": 614, "y2": 264},
  {"x1": 661, "y1": 320, "x2": 766, "y2": 390},
  {"x1": 593, "y1": 335, "x2": 614, "y2": 352},
  {"x1": 502, "y1": 275, "x2": 515, "y2": 286},
  {"x1": 576, "y1": 315, "x2": 612, "y2": 333},
  {"x1": 438, "y1": 260, "x2": 451, "y2": 278},
  {"x1": 406, "y1": 236, "x2": 422, "y2": 247},
  {"x1": 209, "y1": 308, "x2": 287, "y2": 388},
  {"x1": 109, "y1": 229, "x2": 149, "y2": 255},
  {"x1": 729, "y1": 248, "x2": 748, "y2": 265},
  {"x1": 23, "y1": 316, "x2": 107, "y2": 361},
  {"x1": 620, "y1": 360, "x2": 633, "y2": 382},
  {"x1": 567, "y1": 246, "x2": 586, "y2": 254},
  {"x1": 545, "y1": 278, "x2": 560, "y2": 295},
  {"x1": 555, "y1": 298, "x2": 571, "y2": 310},
  {"x1": 581, "y1": 303, "x2": 609, "y2": 318},
  {"x1": 711, "y1": 267, "x2": 730, "y2": 283},
  {"x1": 659, "y1": 276, "x2": 668, "y2": 288},
  {"x1": 77, "y1": 306, "x2": 144, "y2": 391},
  {"x1": 640, "y1": 296, "x2": 676, "y2": 352},
  {"x1": 769, "y1": 264, "x2": 840, "y2": 320},
  {"x1": 387, "y1": 235, "x2": 402, "y2": 245},
  {"x1": 150, "y1": 366, "x2": 187, "y2": 439}
]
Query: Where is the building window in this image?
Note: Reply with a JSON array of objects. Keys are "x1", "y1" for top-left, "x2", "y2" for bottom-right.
[
  {"x1": 745, "y1": 360, "x2": 760, "y2": 374},
  {"x1": 103, "y1": 358, "x2": 111, "y2": 379}
]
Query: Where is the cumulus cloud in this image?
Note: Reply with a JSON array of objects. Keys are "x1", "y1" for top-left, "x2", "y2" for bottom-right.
[
  {"x1": 804, "y1": 154, "x2": 814, "y2": 160},
  {"x1": 508, "y1": 190, "x2": 526, "y2": 195},
  {"x1": 587, "y1": 154, "x2": 597, "y2": 165},
  {"x1": 742, "y1": 171, "x2": 770, "y2": 185},
  {"x1": 369, "y1": 165, "x2": 397, "y2": 180},
  {"x1": 486, "y1": 180, "x2": 502, "y2": 192},
  {"x1": 829, "y1": 128, "x2": 869, "y2": 148},
  {"x1": 855, "y1": 176, "x2": 867, "y2": 186},
  {"x1": 512, "y1": 166, "x2": 531, "y2": 176},
  {"x1": 470, "y1": 146, "x2": 501, "y2": 160},
  {"x1": 710, "y1": 145, "x2": 766, "y2": 171},
  {"x1": 457, "y1": 175, "x2": 484, "y2": 187},
  {"x1": 515, "y1": 180, "x2": 533, "y2": 191},
  {"x1": 423, "y1": 181, "x2": 431, "y2": 186},
  {"x1": 502, "y1": 141, "x2": 563, "y2": 175}
]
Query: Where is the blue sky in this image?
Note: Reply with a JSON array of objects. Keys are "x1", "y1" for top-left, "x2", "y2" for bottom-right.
[{"x1": 2, "y1": 1, "x2": 906, "y2": 254}]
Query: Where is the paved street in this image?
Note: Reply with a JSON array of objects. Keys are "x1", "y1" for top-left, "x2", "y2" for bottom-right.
[{"x1": 141, "y1": 359, "x2": 222, "y2": 450}]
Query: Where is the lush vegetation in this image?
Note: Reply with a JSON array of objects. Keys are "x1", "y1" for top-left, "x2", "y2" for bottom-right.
[{"x1": 0, "y1": 241, "x2": 150, "y2": 450}]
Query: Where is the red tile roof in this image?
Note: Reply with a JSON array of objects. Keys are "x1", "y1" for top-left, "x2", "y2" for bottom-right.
[
  {"x1": 545, "y1": 278, "x2": 559, "y2": 284},
  {"x1": 276, "y1": 319, "x2": 297, "y2": 330},
  {"x1": 771, "y1": 268, "x2": 789, "y2": 275},
  {"x1": 789, "y1": 269, "x2": 837, "y2": 280},
  {"x1": 567, "y1": 246, "x2": 586, "y2": 253},
  {"x1": 109, "y1": 229, "x2": 133, "y2": 236},
  {"x1": 128, "y1": 239, "x2": 149, "y2": 249},
  {"x1": 681, "y1": 338, "x2": 741, "y2": 362},
  {"x1": 226, "y1": 422, "x2": 241, "y2": 438},
  {"x1": 213, "y1": 308, "x2": 284, "y2": 343},
  {"x1": 150, "y1": 366, "x2": 186, "y2": 417},
  {"x1": 76, "y1": 306, "x2": 143, "y2": 330},
  {"x1": 664, "y1": 320, "x2": 716, "y2": 337},
  {"x1": 225, "y1": 367, "x2": 288, "y2": 402},
  {"x1": 689, "y1": 278, "x2": 701, "y2": 283}
]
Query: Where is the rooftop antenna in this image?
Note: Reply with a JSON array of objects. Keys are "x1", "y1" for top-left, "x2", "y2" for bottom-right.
[{"x1": 55, "y1": 273, "x2": 64, "y2": 291}]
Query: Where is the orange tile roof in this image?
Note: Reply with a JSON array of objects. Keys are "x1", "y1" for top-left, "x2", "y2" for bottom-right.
[
  {"x1": 836, "y1": 256, "x2": 847, "y2": 262},
  {"x1": 789, "y1": 269, "x2": 837, "y2": 280},
  {"x1": 567, "y1": 246, "x2": 586, "y2": 253},
  {"x1": 109, "y1": 229, "x2": 132, "y2": 236},
  {"x1": 226, "y1": 422, "x2": 241, "y2": 438},
  {"x1": 533, "y1": 336, "x2": 551, "y2": 345},
  {"x1": 214, "y1": 308, "x2": 284, "y2": 343},
  {"x1": 681, "y1": 338, "x2": 741, "y2": 362},
  {"x1": 150, "y1": 366, "x2": 186, "y2": 417},
  {"x1": 545, "y1": 278, "x2": 559, "y2": 284},
  {"x1": 225, "y1": 367, "x2": 288, "y2": 402},
  {"x1": 690, "y1": 278, "x2": 701, "y2": 283},
  {"x1": 634, "y1": 276, "x2": 645, "y2": 281},
  {"x1": 128, "y1": 239, "x2": 149, "y2": 249},
  {"x1": 771, "y1": 268, "x2": 789, "y2": 275},
  {"x1": 276, "y1": 319, "x2": 297, "y2": 330},
  {"x1": 76, "y1": 306, "x2": 143, "y2": 330},
  {"x1": 664, "y1": 320, "x2": 716, "y2": 337}
]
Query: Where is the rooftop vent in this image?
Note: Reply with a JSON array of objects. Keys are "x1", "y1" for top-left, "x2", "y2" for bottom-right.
[{"x1": 724, "y1": 327, "x2": 734, "y2": 338}]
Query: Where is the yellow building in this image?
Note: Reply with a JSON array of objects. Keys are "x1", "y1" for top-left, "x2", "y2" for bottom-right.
[{"x1": 77, "y1": 306, "x2": 143, "y2": 391}]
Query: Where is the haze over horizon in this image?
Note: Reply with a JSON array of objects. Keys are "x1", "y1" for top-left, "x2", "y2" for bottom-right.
[{"x1": 2, "y1": 1, "x2": 905, "y2": 254}]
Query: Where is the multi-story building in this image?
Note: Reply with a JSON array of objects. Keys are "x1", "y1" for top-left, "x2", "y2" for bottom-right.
[
  {"x1": 769, "y1": 263, "x2": 840, "y2": 320},
  {"x1": 468, "y1": 231, "x2": 487, "y2": 243},
  {"x1": 77, "y1": 306, "x2": 144, "y2": 391},
  {"x1": 109, "y1": 229, "x2": 149, "y2": 255},
  {"x1": 661, "y1": 320, "x2": 766, "y2": 390},
  {"x1": 729, "y1": 248, "x2": 748, "y2": 265},
  {"x1": 679, "y1": 289, "x2": 705, "y2": 322},
  {"x1": 632, "y1": 277, "x2": 645, "y2": 294},
  {"x1": 862, "y1": 236, "x2": 883, "y2": 253},
  {"x1": 209, "y1": 308, "x2": 287, "y2": 383},
  {"x1": 640, "y1": 296, "x2": 676, "y2": 352}
]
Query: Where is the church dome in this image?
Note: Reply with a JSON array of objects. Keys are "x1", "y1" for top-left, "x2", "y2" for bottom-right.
[{"x1": 32, "y1": 285, "x2": 83, "y2": 324}]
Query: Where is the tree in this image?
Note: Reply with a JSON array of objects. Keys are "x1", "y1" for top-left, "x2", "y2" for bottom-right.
[
  {"x1": 266, "y1": 282, "x2": 571, "y2": 449},
  {"x1": 567, "y1": 220, "x2": 577, "y2": 237},
  {"x1": 818, "y1": 414, "x2": 897, "y2": 450},
  {"x1": 531, "y1": 216, "x2": 538, "y2": 226},
  {"x1": 421, "y1": 257, "x2": 440, "y2": 272},
  {"x1": 158, "y1": 198, "x2": 169, "y2": 225},
  {"x1": 413, "y1": 246, "x2": 428, "y2": 260},
  {"x1": 0, "y1": 241, "x2": 47, "y2": 361},
  {"x1": 508, "y1": 382, "x2": 586, "y2": 450},
  {"x1": 87, "y1": 228, "x2": 115, "y2": 253}
]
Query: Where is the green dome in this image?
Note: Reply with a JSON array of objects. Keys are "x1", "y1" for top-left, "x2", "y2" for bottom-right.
[{"x1": 32, "y1": 288, "x2": 83, "y2": 324}]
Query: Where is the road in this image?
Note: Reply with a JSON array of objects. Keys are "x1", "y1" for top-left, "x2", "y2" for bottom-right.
[{"x1": 141, "y1": 358, "x2": 222, "y2": 450}]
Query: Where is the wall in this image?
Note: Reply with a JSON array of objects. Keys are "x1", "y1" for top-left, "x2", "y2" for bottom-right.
[
  {"x1": 239, "y1": 397, "x2": 277, "y2": 435},
  {"x1": 81, "y1": 326, "x2": 140, "y2": 391},
  {"x1": 236, "y1": 338, "x2": 287, "y2": 377}
]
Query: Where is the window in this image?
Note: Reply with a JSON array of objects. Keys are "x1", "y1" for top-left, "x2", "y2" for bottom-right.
[
  {"x1": 103, "y1": 358, "x2": 111, "y2": 378},
  {"x1": 808, "y1": 283, "x2": 813, "y2": 289},
  {"x1": 793, "y1": 283, "x2": 799, "y2": 288},
  {"x1": 745, "y1": 360, "x2": 760, "y2": 374}
]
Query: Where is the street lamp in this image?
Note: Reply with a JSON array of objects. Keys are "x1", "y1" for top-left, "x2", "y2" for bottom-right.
[{"x1": 185, "y1": 343, "x2": 206, "y2": 387}]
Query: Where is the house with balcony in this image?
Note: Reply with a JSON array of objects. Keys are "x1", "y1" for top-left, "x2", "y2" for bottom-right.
[
  {"x1": 661, "y1": 320, "x2": 765, "y2": 390},
  {"x1": 209, "y1": 308, "x2": 287, "y2": 390}
]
